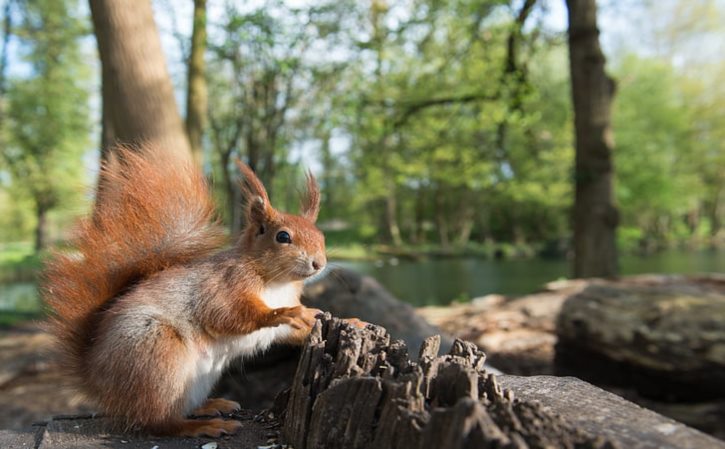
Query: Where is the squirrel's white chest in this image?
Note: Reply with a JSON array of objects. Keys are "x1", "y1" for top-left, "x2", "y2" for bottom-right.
[
  {"x1": 260, "y1": 282, "x2": 301, "y2": 308},
  {"x1": 185, "y1": 282, "x2": 300, "y2": 413}
]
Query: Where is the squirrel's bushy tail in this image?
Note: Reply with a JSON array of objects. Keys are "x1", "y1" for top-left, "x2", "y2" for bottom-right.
[{"x1": 43, "y1": 145, "x2": 225, "y2": 382}]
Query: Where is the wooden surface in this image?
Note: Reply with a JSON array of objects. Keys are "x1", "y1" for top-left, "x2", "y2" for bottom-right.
[
  {"x1": 282, "y1": 314, "x2": 617, "y2": 449},
  {"x1": 500, "y1": 375, "x2": 725, "y2": 449},
  {"x1": 3, "y1": 412, "x2": 278, "y2": 449}
]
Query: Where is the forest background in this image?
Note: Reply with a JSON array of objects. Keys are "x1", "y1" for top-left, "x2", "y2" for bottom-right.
[{"x1": 0, "y1": 0, "x2": 723, "y2": 291}]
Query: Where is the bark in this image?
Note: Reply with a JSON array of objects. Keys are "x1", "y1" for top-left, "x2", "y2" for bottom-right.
[
  {"x1": 386, "y1": 186, "x2": 403, "y2": 246},
  {"x1": 555, "y1": 278, "x2": 725, "y2": 402},
  {"x1": 185, "y1": 0, "x2": 207, "y2": 167},
  {"x1": 707, "y1": 187, "x2": 722, "y2": 238},
  {"x1": 281, "y1": 315, "x2": 626, "y2": 449},
  {"x1": 0, "y1": 0, "x2": 11, "y2": 125},
  {"x1": 89, "y1": 0, "x2": 191, "y2": 161},
  {"x1": 319, "y1": 130, "x2": 335, "y2": 214},
  {"x1": 435, "y1": 187, "x2": 450, "y2": 249},
  {"x1": 219, "y1": 150, "x2": 244, "y2": 235},
  {"x1": 99, "y1": 72, "x2": 115, "y2": 158},
  {"x1": 455, "y1": 192, "x2": 475, "y2": 247},
  {"x1": 34, "y1": 202, "x2": 48, "y2": 252},
  {"x1": 566, "y1": 0, "x2": 619, "y2": 278}
]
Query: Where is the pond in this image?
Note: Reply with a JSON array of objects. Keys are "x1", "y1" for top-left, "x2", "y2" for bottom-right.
[
  {"x1": 0, "y1": 250, "x2": 722, "y2": 317},
  {"x1": 333, "y1": 249, "x2": 724, "y2": 306}
]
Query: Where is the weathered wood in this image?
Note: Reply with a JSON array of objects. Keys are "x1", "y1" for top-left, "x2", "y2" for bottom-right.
[
  {"x1": 556, "y1": 279, "x2": 725, "y2": 400},
  {"x1": 499, "y1": 375, "x2": 725, "y2": 449},
  {"x1": 0, "y1": 428, "x2": 40, "y2": 449},
  {"x1": 281, "y1": 314, "x2": 621, "y2": 449},
  {"x1": 419, "y1": 274, "x2": 725, "y2": 438},
  {"x1": 13, "y1": 412, "x2": 276, "y2": 449}
]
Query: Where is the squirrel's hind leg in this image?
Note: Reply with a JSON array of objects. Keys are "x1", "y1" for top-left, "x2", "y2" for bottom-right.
[{"x1": 190, "y1": 398, "x2": 241, "y2": 417}]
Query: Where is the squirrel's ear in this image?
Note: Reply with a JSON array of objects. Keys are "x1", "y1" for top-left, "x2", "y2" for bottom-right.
[
  {"x1": 300, "y1": 170, "x2": 320, "y2": 223},
  {"x1": 248, "y1": 195, "x2": 270, "y2": 225},
  {"x1": 236, "y1": 160, "x2": 274, "y2": 224}
]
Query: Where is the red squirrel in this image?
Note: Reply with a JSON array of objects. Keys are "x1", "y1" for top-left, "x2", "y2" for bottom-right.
[{"x1": 43, "y1": 145, "x2": 329, "y2": 437}]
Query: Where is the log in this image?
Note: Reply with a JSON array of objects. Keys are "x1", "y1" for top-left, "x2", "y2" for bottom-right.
[
  {"x1": 555, "y1": 276, "x2": 725, "y2": 401},
  {"x1": 499, "y1": 376, "x2": 723, "y2": 449},
  {"x1": 280, "y1": 314, "x2": 725, "y2": 449}
]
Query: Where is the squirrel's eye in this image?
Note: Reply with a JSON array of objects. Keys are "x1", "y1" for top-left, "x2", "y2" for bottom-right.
[{"x1": 275, "y1": 231, "x2": 292, "y2": 244}]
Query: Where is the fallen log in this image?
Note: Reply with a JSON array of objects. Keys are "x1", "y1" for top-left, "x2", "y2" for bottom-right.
[
  {"x1": 279, "y1": 315, "x2": 725, "y2": 449},
  {"x1": 555, "y1": 275, "x2": 725, "y2": 401}
]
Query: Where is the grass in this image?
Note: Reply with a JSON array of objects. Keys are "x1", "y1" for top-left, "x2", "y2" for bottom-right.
[{"x1": 0, "y1": 242, "x2": 44, "y2": 283}]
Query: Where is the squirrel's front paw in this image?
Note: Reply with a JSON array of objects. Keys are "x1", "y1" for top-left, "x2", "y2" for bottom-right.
[{"x1": 267, "y1": 305, "x2": 322, "y2": 330}]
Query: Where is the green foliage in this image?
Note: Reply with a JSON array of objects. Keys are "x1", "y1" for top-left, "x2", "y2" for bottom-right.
[
  {"x1": 0, "y1": 0, "x2": 91, "y2": 249},
  {"x1": 613, "y1": 54, "x2": 723, "y2": 250},
  {"x1": 0, "y1": 0, "x2": 721, "y2": 264}
]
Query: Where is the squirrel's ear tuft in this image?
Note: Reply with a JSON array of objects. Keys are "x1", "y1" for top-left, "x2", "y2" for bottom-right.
[
  {"x1": 236, "y1": 159, "x2": 274, "y2": 224},
  {"x1": 300, "y1": 170, "x2": 320, "y2": 223},
  {"x1": 248, "y1": 195, "x2": 269, "y2": 225}
]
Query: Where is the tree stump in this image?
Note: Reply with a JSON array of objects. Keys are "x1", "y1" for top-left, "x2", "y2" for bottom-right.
[{"x1": 281, "y1": 314, "x2": 619, "y2": 449}]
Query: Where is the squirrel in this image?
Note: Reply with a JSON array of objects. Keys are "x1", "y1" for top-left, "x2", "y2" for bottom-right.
[{"x1": 42, "y1": 145, "x2": 332, "y2": 437}]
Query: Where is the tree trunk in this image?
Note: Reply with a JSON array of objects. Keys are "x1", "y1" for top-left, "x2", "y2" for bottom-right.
[
  {"x1": 89, "y1": 0, "x2": 191, "y2": 160},
  {"x1": 99, "y1": 71, "x2": 115, "y2": 159},
  {"x1": 185, "y1": 0, "x2": 207, "y2": 167},
  {"x1": 385, "y1": 185, "x2": 403, "y2": 246},
  {"x1": 220, "y1": 151, "x2": 244, "y2": 235},
  {"x1": 566, "y1": 0, "x2": 618, "y2": 278},
  {"x1": 707, "y1": 188, "x2": 722, "y2": 239},
  {"x1": 319, "y1": 130, "x2": 334, "y2": 214},
  {"x1": 456, "y1": 192, "x2": 475, "y2": 247},
  {"x1": 34, "y1": 202, "x2": 48, "y2": 252},
  {"x1": 434, "y1": 187, "x2": 450, "y2": 249}
]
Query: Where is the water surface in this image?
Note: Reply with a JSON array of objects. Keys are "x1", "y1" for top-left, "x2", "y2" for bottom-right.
[{"x1": 334, "y1": 250, "x2": 723, "y2": 306}]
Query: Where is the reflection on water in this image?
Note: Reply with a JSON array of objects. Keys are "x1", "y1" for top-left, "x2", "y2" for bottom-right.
[
  {"x1": 334, "y1": 250, "x2": 724, "y2": 306},
  {"x1": 1, "y1": 250, "x2": 723, "y2": 311}
]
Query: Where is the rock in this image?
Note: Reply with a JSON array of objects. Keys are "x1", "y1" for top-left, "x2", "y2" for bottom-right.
[
  {"x1": 303, "y1": 267, "x2": 454, "y2": 352},
  {"x1": 555, "y1": 275, "x2": 725, "y2": 401}
]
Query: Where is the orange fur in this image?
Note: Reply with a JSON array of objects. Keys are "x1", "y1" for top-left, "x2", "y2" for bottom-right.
[
  {"x1": 43, "y1": 145, "x2": 225, "y2": 388},
  {"x1": 42, "y1": 145, "x2": 328, "y2": 437}
]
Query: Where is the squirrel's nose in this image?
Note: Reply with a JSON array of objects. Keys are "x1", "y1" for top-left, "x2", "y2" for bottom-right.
[{"x1": 311, "y1": 255, "x2": 326, "y2": 272}]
